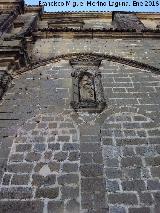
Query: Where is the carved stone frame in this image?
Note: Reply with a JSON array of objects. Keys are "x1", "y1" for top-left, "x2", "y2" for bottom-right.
[{"x1": 70, "y1": 58, "x2": 106, "y2": 113}]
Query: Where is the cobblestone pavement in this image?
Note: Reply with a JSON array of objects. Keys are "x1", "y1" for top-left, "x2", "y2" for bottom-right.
[{"x1": 0, "y1": 58, "x2": 160, "y2": 212}]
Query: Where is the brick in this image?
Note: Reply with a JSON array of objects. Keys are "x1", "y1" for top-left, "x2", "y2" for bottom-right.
[
  {"x1": 151, "y1": 166, "x2": 160, "y2": 178},
  {"x1": 9, "y1": 153, "x2": 24, "y2": 162},
  {"x1": 123, "y1": 147, "x2": 135, "y2": 156},
  {"x1": 93, "y1": 152, "x2": 103, "y2": 163},
  {"x1": 105, "y1": 168, "x2": 122, "y2": 179},
  {"x1": 141, "y1": 168, "x2": 151, "y2": 179},
  {"x1": 7, "y1": 163, "x2": 33, "y2": 173},
  {"x1": 149, "y1": 138, "x2": 160, "y2": 145},
  {"x1": 80, "y1": 153, "x2": 92, "y2": 164},
  {"x1": 136, "y1": 130, "x2": 146, "y2": 137},
  {"x1": 34, "y1": 144, "x2": 46, "y2": 152},
  {"x1": 59, "y1": 122, "x2": 74, "y2": 128},
  {"x1": 93, "y1": 192, "x2": 106, "y2": 209},
  {"x1": 0, "y1": 201, "x2": 44, "y2": 213},
  {"x1": 128, "y1": 207, "x2": 150, "y2": 213},
  {"x1": 25, "y1": 152, "x2": 41, "y2": 162},
  {"x1": 153, "y1": 192, "x2": 160, "y2": 205},
  {"x1": 68, "y1": 151, "x2": 80, "y2": 161},
  {"x1": 81, "y1": 192, "x2": 93, "y2": 209},
  {"x1": 63, "y1": 163, "x2": 78, "y2": 173},
  {"x1": 108, "y1": 193, "x2": 138, "y2": 205},
  {"x1": 16, "y1": 144, "x2": 32, "y2": 152},
  {"x1": 62, "y1": 143, "x2": 79, "y2": 151},
  {"x1": 48, "y1": 143, "x2": 60, "y2": 150},
  {"x1": 80, "y1": 164, "x2": 103, "y2": 177},
  {"x1": 65, "y1": 199, "x2": 80, "y2": 213},
  {"x1": 57, "y1": 136, "x2": 70, "y2": 142},
  {"x1": 11, "y1": 174, "x2": 30, "y2": 185},
  {"x1": 81, "y1": 177, "x2": 105, "y2": 192},
  {"x1": 123, "y1": 130, "x2": 136, "y2": 137},
  {"x1": 54, "y1": 151, "x2": 68, "y2": 161},
  {"x1": 123, "y1": 168, "x2": 141, "y2": 179},
  {"x1": 148, "y1": 129, "x2": 160, "y2": 137},
  {"x1": 61, "y1": 186, "x2": 79, "y2": 199},
  {"x1": 48, "y1": 201, "x2": 64, "y2": 213},
  {"x1": 121, "y1": 180, "x2": 146, "y2": 191},
  {"x1": 32, "y1": 174, "x2": 56, "y2": 187},
  {"x1": 102, "y1": 137, "x2": 113, "y2": 145},
  {"x1": 116, "y1": 138, "x2": 147, "y2": 146},
  {"x1": 47, "y1": 136, "x2": 55, "y2": 142},
  {"x1": 58, "y1": 174, "x2": 79, "y2": 185},
  {"x1": 121, "y1": 157, "x2": 142, "y2": 167},
  {"x1": 2, "y1": 174, "x2": 11, "y2": 185},
  {"x1": 48, "y1": 122, "x2": 57, "y2": 128},
  {"x1": 48, "y1": 161, "x2": 60, "y2": 172},
  {"x1": 105, "y1": 158, "x2": 119, "y2": 167},
  {"x1": 109, "y1": 206, "x2": 126, "y2": 213},
  {"x1": 30, "y1": 136, "x2": 45, "y2": 143},
  {"x1": 38, "y1": 123, "x2": 48, "y2": 129},
  {"x1": 0, "y1": 187, "x2": 33, "y2": 199},
  {"x1": 42, "y1": 116, "x2": 55, "y2": 121},
  {"x1": 103, "y1": 146, "x2": 121, "y2": 158},
  {"x1": 139, "y1": 192, "x2": 153, "y2": 205},
  {"x1": 106, "y1": 180, "x2": 119, "y2": 192},
  {"x1": 147, "y1": 179, "x2": 160, "y2": 190},
  {"x1": 145, "y1": 156, "x2": 160, "y2": 166},
  {"x1": 80, "y1": 143, "x2": 101, "y2": 153},
  {"x1": 136, "y1": 146, "x2": 156, "y2": 156},
  {"x1": 80, "y1": 135, "x2": 99, "y2": 143},
  {"x1": 44, "y1": 151, "x2": 52, "y2": 160},
  {"x1": 153, "y1": 205, "x2": 160, "y2": 213},
  {"x1": 114, "y1": 129, "x2": 123, "y2": 138},
  {"x1": 35, "y1": 187, "x2": 59, "y2": 199},
  {"x1": 123, "y1": 122, "x2": 141, "y2": 129}
]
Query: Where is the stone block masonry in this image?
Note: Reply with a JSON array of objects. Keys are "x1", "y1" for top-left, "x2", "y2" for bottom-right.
[
  {"x1": 0, "y1": 59, "x2": 160, "y2": 212},
  {"x1": 0, "y1": 113, "x2": 80, "y2": 213}
]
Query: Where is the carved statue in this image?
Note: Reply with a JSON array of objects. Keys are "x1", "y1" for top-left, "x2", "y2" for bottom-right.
[{"x1": 79, "y1": 74, "x2": 95, "y2": 102}]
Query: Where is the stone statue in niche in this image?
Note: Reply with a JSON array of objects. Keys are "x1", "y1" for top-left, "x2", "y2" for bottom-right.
[{"x1": 79, "y1": 74, "x2": 95, "y2": 102}]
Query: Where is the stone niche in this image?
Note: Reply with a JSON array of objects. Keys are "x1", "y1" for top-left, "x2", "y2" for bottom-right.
[{"x1": 70, "y1": 55, "x2": 106, "y2": 113}]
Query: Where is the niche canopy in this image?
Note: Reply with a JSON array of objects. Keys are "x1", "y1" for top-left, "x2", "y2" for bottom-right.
[{"x1": 70, "y1": 55, "x2": 106, "y2": 113}]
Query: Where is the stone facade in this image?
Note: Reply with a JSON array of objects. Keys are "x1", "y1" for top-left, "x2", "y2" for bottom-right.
[{"x1": 0, "y1": 1, "x2": 160, "y2": 213}]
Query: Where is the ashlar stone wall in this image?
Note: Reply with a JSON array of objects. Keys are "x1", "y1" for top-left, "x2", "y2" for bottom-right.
[{"x1": 0, "y1": 58, "x2": 160, "y2": 213}]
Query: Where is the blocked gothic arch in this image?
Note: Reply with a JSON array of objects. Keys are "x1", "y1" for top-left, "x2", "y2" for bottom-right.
[{"x1": 14, "y1": 53, "x2": 160, "y2": 78}]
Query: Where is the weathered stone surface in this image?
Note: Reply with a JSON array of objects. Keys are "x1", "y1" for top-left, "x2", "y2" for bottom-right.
[
  {"x1": 11, "y1": 174, "x2": 30, "y2": 185},
  {"x1": 61, "y1": 186, "x2": 79, "y2": 199},
  {"x1": 54, "y1": 151, "x2": 68, "y2": 161},
  {"x1": 1, "y1": 7, "x2": 160, "y2": 213},
  {"x1": 7, "y1": 163, "x2": 33, "y2": 173},
  {"x1": 0, "y1": 201, "x2": 44, "y2": 213},
  {"x1": 32, "y1": 174, "x2": 56, "y2": 187},
  {"x1": 48, "y1": 201, "x2": 64, "y2": 213},
  {"x1": 80, "y1": 164, "x2": 103, "y2": 177},
  {"x1": 108, "y1": 193, "x2": 138, "y2": 205},
  {"x1": 58, "y1": 174, "x2": 79, "y2": 185},
  {"x1": 35, "y1": 187, "x2": 59, "y2": 199},
  {"x1": 0, "y1": 187, "x2": 33, "y2": 199},
  {"x1": 25, "y1": 152, "x2": 41, "y2": 162},
  {"x1": 65, "y1": 199, "x2": 80, "y2": 213},
  {"x1": 63, "y1": 163, "x2": 78, "y2": 173}
]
